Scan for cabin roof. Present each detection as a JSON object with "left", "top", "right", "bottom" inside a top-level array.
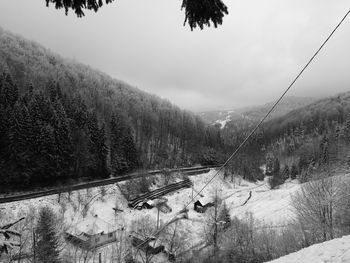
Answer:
[{"left": 69, "top": 216, "right": 114, "bottom": 236}]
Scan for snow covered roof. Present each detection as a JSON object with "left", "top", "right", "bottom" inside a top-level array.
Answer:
[
  {"left": 72, "top": 216, "right": 114, "bottom": 236},
  {"left": 196, "top": 195, "right": 214, "bottom": 205}
]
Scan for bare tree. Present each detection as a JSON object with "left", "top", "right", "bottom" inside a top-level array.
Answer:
[
  {"left": 292, "top": 172, "right": 350, "bottom": 242},
  {"left": 160, "top": 221, "right": 190, "bottom": 261},
  {"left": 130, "top": 216, "right": 158, "bottom": 263},
  {"left": 201, "top": 191, "right": 223, "bottom": 261}
]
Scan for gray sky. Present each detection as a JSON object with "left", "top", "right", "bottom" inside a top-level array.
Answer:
[{"left": 0, "top": 0, "right": 349, "bottom": 112}]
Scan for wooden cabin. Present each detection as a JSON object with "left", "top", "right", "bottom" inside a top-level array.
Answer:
[{"left": 65, "top": 216, "right": 123, "bottom": 250}]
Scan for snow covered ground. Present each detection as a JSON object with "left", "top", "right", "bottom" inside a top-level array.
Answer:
[
  {"left": 268, "top": 235, "right": 350, "bottom": 263},
  {"left": 1, "top": 169, "right": 341, "bottom": 262},
  {"left": 215, "top": 115, "right": 231, "bottom": 129}
]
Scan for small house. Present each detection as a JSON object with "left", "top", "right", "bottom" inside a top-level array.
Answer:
[
  {"left": 194, "top": 200, "right": 204, "bottom": 213},
  {"left": 194, "top": 198, "right": 214, "bottom": 213},
  {"left": 65, "top": 216, "right": 123, "bottom": 250}
]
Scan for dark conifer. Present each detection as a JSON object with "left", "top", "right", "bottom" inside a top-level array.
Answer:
[
  {"left": 110, "top": 113, "right": 128, "bottom": 175},
  {"left": 319, "top": 135, "right": 329, "bottom": 166},
  {"left": 87, "top": 112, "right": 108, "bottom": 177},
  {"left": 344, "top": 115, "right": 350, "bottom": 144},
  {"left": 7, "top": 103, "right": 35, "bottom": 186},
  {"left": 122, "top": 127, "right": 139, "bottom": 171},
  {"left": 290, "top": 164, "right": 298, "bottom": 180},
  {"left": 36, "top": 124, "right": 58, "bottom": 183},
  {"left": 282, "top": 165, "right": 289, "bottom": 180},
  {"left": 53, "top": 100, "right": 74, "bottom": 179},
  {"left": 218, "top": 202, "right": 231, "bottom": 229},
  {"left": 0, "top": 72, "right": 18, "bottom": 108},
  {"left": 35, "top": 206, "right": 61, "bottom": 263},
  {"left": 269, "top": 157, "right": 284, "bottom": 189}
]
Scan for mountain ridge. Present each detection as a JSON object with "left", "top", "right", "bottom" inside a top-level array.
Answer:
[{"left": 200, "top": 96, "right": 318, "bottom": 128}]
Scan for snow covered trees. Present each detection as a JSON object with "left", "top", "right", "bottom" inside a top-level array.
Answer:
[
  {"left": 87, "top": 112, "right": 108, "bottom": 178},
  {"left": 268, "top": 156, "right": 285, "bottom": 189},
  {"left": 35, "top": 206, "right": 61, "bottom": 263},
  {"left": 0, "top": 73, "right": 111, "bottom": 192},
  {"left": 218, "top": 202, "right": 231, "bottom": 230},
  {"left": 1, "top": 30, "right": 230, "bottom": 185},
  {"left": 292, "top": 174, "right": 350, "bottom": 243},
  {"left": 110, "top": 113, "right": 138, "bottom": 176}
]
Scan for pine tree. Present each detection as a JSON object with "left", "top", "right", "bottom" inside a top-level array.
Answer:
[
  {"left": 87, "top": 112, "right": 100, "bottom": 172},
  {"left": 265, "top": 152, "right": 274, "bottom": 176},
  {"left": 344, "top": 115, "right": 350, "bottom": 144},
  {"left": 282, "top": 165, "right": 289, "bottom": 180},
  {"left": 97, "top": 125, "right": 109, "bottom": 176},
  {"left": 7, "top": 102, "right": 36, "bottom": 186},
  {"left": 269, "top": 157, "right": 284, "bottom": 189},
  {"left": 110, "top": 113, "right": 128, "bottom": 175},
  {"left": 290, "top": 164, "right": 298, "bottom": 180},
  {"left": 0, "top": 72, "right": 20, "bottom": 183},
  {"left": 319, "top": 135, "right": 329, "bottom": 166},
  {"left": 122, "top": 127, "right": 139, "bottom": 171},
  {"left": 35, "top": 124, "right": 59, "bottom": 184},
  {"left": 65, "top": 96, "right": 88, "bottom": 129},
  {"left": 0, "top": 72, "right": 18, "bottom": 108},
  {"left": 48, "top": 82, "right": 63, "bottom": 102},
  {"left": 65, "top": 96, "right": 89, "bottom": 178},
  {"left": 87, "top": 112, "right": 108, "bottom": 177},
  {"left": 35, "top": 206, "right": 61, "bottom": 263},
  {"left": 218, "top": 202, "right": 231, "bottom": 229},
  {"left": 53, "top": 100, "right": 74, "bottom": 180},
  {"left": 273, "top": 157, "right": 280, "bottom": 176}
]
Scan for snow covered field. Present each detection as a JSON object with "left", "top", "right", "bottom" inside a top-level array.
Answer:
[{"left": 2, "top": 169, "right": 349, "bottom": 262}]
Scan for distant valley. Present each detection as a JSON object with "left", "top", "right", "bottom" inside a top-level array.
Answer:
[{"left": 199, "top": 96, "right": 319, "bottom": 128}]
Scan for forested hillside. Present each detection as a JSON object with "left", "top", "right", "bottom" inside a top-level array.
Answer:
[
  {"left": 258, "top": 92, "right": 350, "bottom": 186},
  {"left": 200, "top": 96, "right": 317, "bottom": 127},
  {"left": 0, "top": 27, "right": 223, "bottom": 192},
  {"left": 218, "top": 92, "right": 350, "bottom": 186}
]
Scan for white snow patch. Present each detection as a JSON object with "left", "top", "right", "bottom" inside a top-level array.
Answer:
[
  {"left": 268, "top": 235, "right": 350, "bottom": 263},
  {"left": 215, "top": 115, "right": 231, "bottom": 129}
]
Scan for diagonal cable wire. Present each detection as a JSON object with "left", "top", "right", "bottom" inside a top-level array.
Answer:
[{"left": 135, "top": 8, "right": 350, "bottom": 250}]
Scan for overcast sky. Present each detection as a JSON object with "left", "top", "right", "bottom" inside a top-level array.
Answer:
[{"left": 0, "top": 1, "right": 349, "bottom": 111}]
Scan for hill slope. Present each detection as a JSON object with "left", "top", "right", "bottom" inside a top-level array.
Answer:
[
  {"left": 268, "top": 235, "right": 350, "bottom": 263},
  {"left": 0, "top": 27, "right": 223, "bottom": 192}
]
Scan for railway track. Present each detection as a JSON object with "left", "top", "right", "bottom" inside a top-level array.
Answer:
[
  {"left": 128, "top": 178, "right": 193, "bottom": 208},
  {"left": 0, "top": 165, "right": 220, "bottom": 204}
]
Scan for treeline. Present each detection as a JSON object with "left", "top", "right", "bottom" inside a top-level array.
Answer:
[{"left": 0, "top": 28, "right": 224, "bottom": 192}]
